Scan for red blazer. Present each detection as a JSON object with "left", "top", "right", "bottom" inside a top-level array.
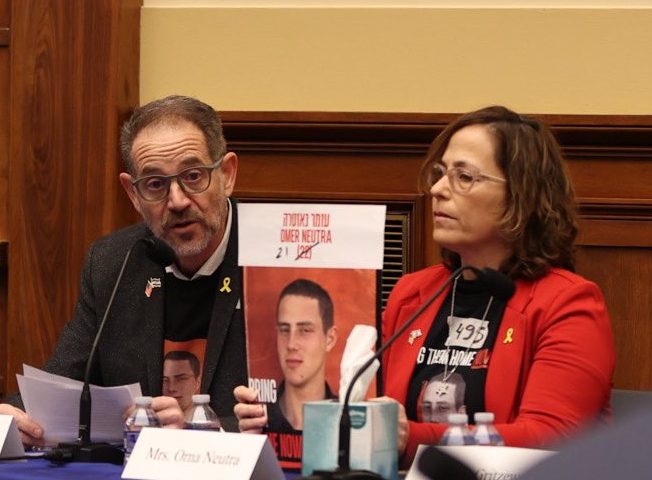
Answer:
[{"left": 383, "top": 265, "right": 615, "bottom": 464}]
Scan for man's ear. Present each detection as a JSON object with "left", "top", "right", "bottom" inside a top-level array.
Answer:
[
  {"left": 119, "top": 172, "right": 143, "bottom": 216},
  {"left": 325, "top": 326, "right": 338, "bottom": 352},
  {"left": 219, "top": 152, "right": 238, "bottom": 196}
]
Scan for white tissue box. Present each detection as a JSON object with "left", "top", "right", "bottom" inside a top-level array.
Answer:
[{"left": 302, "top": 400, "right": 398, "bottom": 480}]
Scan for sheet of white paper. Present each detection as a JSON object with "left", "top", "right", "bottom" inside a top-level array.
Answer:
[
  {"left": 0, "top": 415, "right": 25, "bottom": 458},
  {"left": 17, "top": 374, "right": 79, "bottom": 445},
  {"left": 238, "top": 203, "right": 386, "bottom": 269},
  {"left": 89, "top": 383, "right": 143, "bottom": 443},
  {"left": 22, "top": 364, "right": 83, "bottom": 387},
  {"left": 17, "top": 366, "right": 142, "bottom": 444}
]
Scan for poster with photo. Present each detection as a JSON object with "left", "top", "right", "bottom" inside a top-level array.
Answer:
[{"left": 238, "top": 203, "right": 386, "bottom": 468}]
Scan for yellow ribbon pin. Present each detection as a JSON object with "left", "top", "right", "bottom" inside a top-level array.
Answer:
[
  {"left": 503, "top": 327, "right": 514, "bottom": 344},
  {"left": 219, "top": 277, "right": 232, "bottom": 293}
]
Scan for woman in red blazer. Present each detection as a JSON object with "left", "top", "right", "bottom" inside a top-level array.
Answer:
[{"left": 383, "top": 106, "right": 615, "bottom": 465}]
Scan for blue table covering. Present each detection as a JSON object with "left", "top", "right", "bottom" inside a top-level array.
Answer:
[
  {"left": 0, "top": 459, "right": 303, "bottom": 479},
  {"left": 0, "top": 459, "right": 123, "bottom": 479}
]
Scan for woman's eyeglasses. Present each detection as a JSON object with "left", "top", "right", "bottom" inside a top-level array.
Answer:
[{"left": 428, "top": 163, "right": 505, "bottom": 194}]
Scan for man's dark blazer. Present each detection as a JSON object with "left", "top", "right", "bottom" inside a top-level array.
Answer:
[{"left": 9, "top": 202, "right": 247, "bottom": 430}]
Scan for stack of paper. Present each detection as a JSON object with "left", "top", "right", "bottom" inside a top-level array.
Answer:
[{"left": 17, "top": 365, "right": 141, "bottom": 445}]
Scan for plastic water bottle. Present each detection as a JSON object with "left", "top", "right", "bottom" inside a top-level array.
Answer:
[
  {"left": 123, "top": 396, "right": 160, "bottom": 463},
  {"left": 439, "top": 413, "right": 474, "bottom": 445},
  {"left": 473, "top": 412, "right": 504, "bottom": 446},
  {"left": 185, "top": 394, "right": 222, "bottom": 431}
]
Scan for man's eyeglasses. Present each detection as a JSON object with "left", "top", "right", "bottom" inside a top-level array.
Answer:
[
  {"left": 131, "top": 160, "right": 222, "bottom": 202},
  {"left": 427, "top": 163, "right": 506, "bottom": 194}
]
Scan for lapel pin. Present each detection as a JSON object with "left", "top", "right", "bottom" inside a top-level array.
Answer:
[
  {"left": 503, "top": 327, "right": 514, "bottom": 344},
  {"left": 219, "top": 277, "right": 232, "bottom": 293},
  {"left": 408, "top": 329, "right": 423, "bottom": 345},
  {"left": 145, "top": 277, "right": 162, "bottom": 298}
]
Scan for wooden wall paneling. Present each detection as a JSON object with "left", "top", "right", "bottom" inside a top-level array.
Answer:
[
  {"left": 0, "top": 0, "right": 7, "bottom": 48},
  {"left": 566, "top": 125, "right": 652, "bottom": 389},
  {"left": 225, "top": 112, "right": 652, "bottom": 390},
  {"left": 575, "top": 247, "right": 652, "bottom": 389},
  {"left": 0, "top": 257, "right": 6, "bottom": 397},
  {"left": 0, "top": 0, "right": 9, "bottom": 396},
  {"left": 4, "top": 0, "right": 141, "bottom": 394}
]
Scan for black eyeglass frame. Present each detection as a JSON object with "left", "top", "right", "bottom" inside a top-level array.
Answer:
[{"left": 130, "top": 159, "right": 223, "bottom": 202}]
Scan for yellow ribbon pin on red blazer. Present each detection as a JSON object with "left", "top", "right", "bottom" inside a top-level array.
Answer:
[{"left": 503, "top": 327, "right": 514, "bottom": 344}]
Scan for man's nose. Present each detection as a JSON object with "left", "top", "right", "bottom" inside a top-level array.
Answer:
[
  {"left": 287, "top": 330, "right": 300, "bottom": 350},
  {"left": 166, "top": 179, "right": 192, "bottom": 210}
]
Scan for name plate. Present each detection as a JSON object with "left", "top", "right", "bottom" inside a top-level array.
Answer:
[
  {"left": 122, "top": 429, "right": 284, "bottom": 480},
  {"left": 0, "top": 415, "right": 25, "bottom": 459},
  {"left": 406, "top": 444, "right": 556, "bottom": 480}
]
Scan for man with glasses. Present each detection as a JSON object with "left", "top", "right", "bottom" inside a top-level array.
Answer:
[{"left": 1, "top": 95, "right": 247, "bottom": 444}]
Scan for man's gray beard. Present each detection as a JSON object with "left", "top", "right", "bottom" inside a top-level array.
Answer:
[{"left": 164, "top": 225, "right": 216, "bottom": 258}]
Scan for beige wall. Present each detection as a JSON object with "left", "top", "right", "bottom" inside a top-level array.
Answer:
[{"left": 141, "top": 4, "right": 652, "bottom": 114}]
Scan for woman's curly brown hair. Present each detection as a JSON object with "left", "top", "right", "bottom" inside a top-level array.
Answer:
[{"left": 420, "top": 105, "right": 578, "bottom": 280}]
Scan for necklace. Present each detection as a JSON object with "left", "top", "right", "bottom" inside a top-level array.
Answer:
[{"left": 441, "top": 273, "right": 495, "bottom": 384}]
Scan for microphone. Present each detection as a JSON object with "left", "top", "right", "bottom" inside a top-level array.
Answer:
[
  {"left": 417, "top": 445, "right": 477, "bottom": 480},
  {"left": 55, "top": 236, "right": 175, "bottom": 464},
  {"left": 142, "top": 237, "right": 177, "bottom": 267},
  {"left": 303, "top": 265, "right": 514, "bottom": 480}
]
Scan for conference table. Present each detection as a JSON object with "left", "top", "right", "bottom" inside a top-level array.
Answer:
[{"left": 0, "top": 458, "right": 303, "bottom": 479}]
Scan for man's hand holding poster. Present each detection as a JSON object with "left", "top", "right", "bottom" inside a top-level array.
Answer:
[{"left": 238, "top": 203, "right": 386, "bottom": 468}]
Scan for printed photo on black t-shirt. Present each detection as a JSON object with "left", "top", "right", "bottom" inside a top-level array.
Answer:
[{"left": 163, "top": 340, "right": 206, "bottom": 415}]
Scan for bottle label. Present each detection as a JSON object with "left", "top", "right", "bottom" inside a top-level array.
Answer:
[
  {"left": 440, "top": 427, "right": 475, "bottom": 446},
  {"left": 185, "top": 422, "right": 221, "bottom": 431},
  {"left": 124, "top": 430, "right": 140, "bottom": 453}
]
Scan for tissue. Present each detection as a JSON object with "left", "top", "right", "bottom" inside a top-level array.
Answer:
[{"left": 339, "top": 324, "right": 379, "bottom": 402}]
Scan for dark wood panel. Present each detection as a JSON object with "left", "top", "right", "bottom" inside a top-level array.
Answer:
[
  {"left": 0, "top": 0, "right": 7, "bottom": 27},
  {"left": 569, "top": 157, "right": 652, "bottom": 201},
  {"left": 0, "top": 0, "right": 8, "bottom": 240},
  {"left": 0, "top": 0, "right": 8, "bottom": 45},
  {"left": 576, "top": 247, "right": 652, "bottom": 390},
  {"left": 578, "top": 218, "right": 652, "bottom": 248},
  {"left": 0, "top": 44, "right": 7, "bottom": 241},
  {"left": 0, "top": 257, "right": 6, "bottom": 397},
  {"left": 4, "top": 0, "right": 141, "bottom": 393},
  {"left": 0, "top": 0, "right": 9, "bottom": 397}
]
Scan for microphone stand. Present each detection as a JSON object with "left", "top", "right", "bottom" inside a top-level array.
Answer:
[
  {"left": 306, "top": 265, "right": 478, "bottom": 479},
  {"left": 55, "top": 237, "right": 172, "bottom": 464}
]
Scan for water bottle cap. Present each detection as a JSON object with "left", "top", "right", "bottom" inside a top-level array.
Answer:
[
  {"left": 192, "top": 394, "right": 210, "bottom": 404},
  {"left": 447, "top": 413, "right": 468, "bottom": 424},
  {"left": 474, "top": 412, "right": 495, "bottom": 423},
  {"left": 134, "top": 396, "right": 153, "bottom": 406}
]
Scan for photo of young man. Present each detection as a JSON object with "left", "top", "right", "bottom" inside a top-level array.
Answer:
[
  {"left": 268, "top": 278, "right": 338, "bottom": 432},
  {"left": 162, "top": 350, "right": 202, "bottom": 414}
]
